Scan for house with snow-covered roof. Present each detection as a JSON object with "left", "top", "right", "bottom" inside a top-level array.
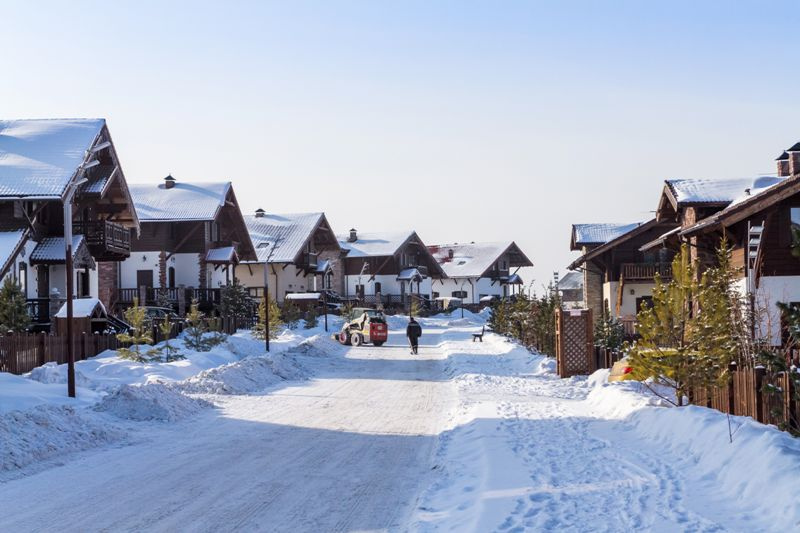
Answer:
[
  {"left": 0, "top": 118, "right": 139, "bottom": 329},
  {"left": 668, "top": 146, "right": 800, "bottom": 346},
  {"left": 568, "top": 219, "right": 678, "bottom": 326},
  {"left": 427, "top": 241, "right": 532, "bottom": 304},
  {"left": 557, "top": 271, "right": 584, "bottom": 309},
  {"left": 338, "top": 228, "right": 445, "bottom": 309},
  {"left": 234, "top": 209, "right": 341, "bottom": 304},
  {"left": 118, "top": 175, "right": 255, "bottom": 312}
]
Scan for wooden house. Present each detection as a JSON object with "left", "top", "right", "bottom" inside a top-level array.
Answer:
[
  {"left": 235, "top": 210, "right": 341, "bottom": 304},
  {"left": 557, "top": 271, "right": 584, "bottom": 309},
  {"left": 119, "top": 176, "right": 255, "bottom": 311},
  {"left": 427, "top": 241, "right": 532, "bottom": 304},
  {"left": 568, "top": 220, "right": 678, "bottom": 326},
  {"left": 0, "top": 118, "right": 139, "bottom": 330},
  {"left": 673, "top": 148, "right": 800, "bottom": 345},
  {"left": 338, "top": 229, "right": 445, "bottom": 308}
]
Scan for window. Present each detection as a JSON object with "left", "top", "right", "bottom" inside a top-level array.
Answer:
[
  {"left": 791, "top": 208, "right": 800, "bottom": 238},
  {"left": 168, "top": 267, "right": 176, "bottom": 288},
  {"left": 374, "top": 282, "right": 382, "bottom": 294},
  {"left": 432, "top": 291, "right": 440, "bottom": 299},
  {"left": 17, "top": 263, "right": 27, "bottom": 295},
  {"left": 452, "top": 290, "right": 468, "bottom": 299},
  {"left": 355, "top": 284, "right": 365, "bottom": 298}
]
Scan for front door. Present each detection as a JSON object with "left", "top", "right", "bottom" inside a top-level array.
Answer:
[
  {"left": 37, "top": 265, "right": 49, "bottom": 298},
  {"left": 137, "top": 270, "right": 154, "bottom": 289}
]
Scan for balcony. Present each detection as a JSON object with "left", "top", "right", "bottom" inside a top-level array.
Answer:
[
  {"left": 621, "top": 262, "right": 672, "bottom": 281},
  {"left": 78, "top": 220, "right": 131, "bottom": 260},
  {"left": 304, "top": 251, "right": 319, "bottom": 271}
]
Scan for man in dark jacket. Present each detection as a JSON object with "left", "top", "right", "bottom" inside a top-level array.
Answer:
[{"left": 406, "top": 317, "right": 422, "bottom": 355}]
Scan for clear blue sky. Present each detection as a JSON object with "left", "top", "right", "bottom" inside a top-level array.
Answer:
[{"left": 3, "top": 1, "right": 799, "bottom": 288}]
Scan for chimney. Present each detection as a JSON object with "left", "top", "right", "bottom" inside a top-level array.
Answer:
[
  {"left": 164, "top": 174, "right": 176, "bottom": 189},
  {"left": 448, "top": 249, "right": 454, "bottom": 260},
  {"left": 777, "top": 151, "right": 791, "bottom": 177},
  {"left": 255, "top": 208, "right": 265, "bottom": 218},
  {"left": 348, "top": 228, "right": 358, "bottom": 243},
  {"left": 788, "top": 143, "right": 800, "bottom": 176}
]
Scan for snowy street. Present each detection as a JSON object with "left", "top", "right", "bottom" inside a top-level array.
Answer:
[{"left": 1, "top": 317, "right": 798, "bottom": 532}]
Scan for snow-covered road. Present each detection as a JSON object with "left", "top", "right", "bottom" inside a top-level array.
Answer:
[
  {"left": 0, "top": 329, "right": 456, "bottom": 532},
  {"left": 2, "top": 317, "right": 798, "bottom": 532}
]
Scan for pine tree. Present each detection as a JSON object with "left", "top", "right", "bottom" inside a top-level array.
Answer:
[
  {"left": 156, "top": 317, "right": 184, "bottom": 361},
  {"left": 117, "top": 298, "right": 157, "bottom": 362},
  {"left": 594, "top": 302, "right": 625, "bottom": 351},
  {"left": 304, "top": 306, "right": 319, "bottom": 329},
  {"left": 281, "top": 299, "right": 301, "bottom": 329},
  {"left": 184, "top": 299, "right": 210, "bottom": 351},
  {"left": 253, "top": 297, "right": 284, "bottom": 340},
  {"left": 0, "top": 276, "right": 30, "bottom": 333},
  {"left": 218, "top": 280, "right": 252, "bottom": 325},
  {"left": 627, "top": 244, "right": 731, "bottom": 405},
  {"left": 155, "top": 288, "right": 172, "bottom": 309},
  {"left": 409, "top": 297, "right": 420, "bottom": 318}
]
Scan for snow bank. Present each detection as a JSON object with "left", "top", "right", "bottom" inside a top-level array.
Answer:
[
  {"left": 96, "top": 383, "right": 212, "bottom": 422},
  {"left": 0, "top": 406, "right": 125, "bottom": 474},
  {"left": 584, "top": 371, "right": 800, "bottom": 530},
  {"left": 0, "top": 372, "right": 100, "bottom": 415}
]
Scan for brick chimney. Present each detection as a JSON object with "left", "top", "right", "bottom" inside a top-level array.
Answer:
[
  {"left": 255, "top": 208, "right": 265, "bottom": 218},
  {"left": 788, "top": 143, "right": 800, "bottom": 176},
  {"left": 164, "top": 174, "right": 176, "bottom": 189},
  {"left": 777, "top": 151, "right": 790, "bottom": 177},
  {"left": 348, "top": 228, "right": 357, "bottom": 243},
  {"left": 448, "top": 248, "right": 454, "bottom": 260}
]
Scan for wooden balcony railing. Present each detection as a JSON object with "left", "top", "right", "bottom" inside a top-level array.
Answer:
[
  {"left": 78, "top": 220, "right": 131, "bottom": 259},
  {"left": 621, "top": 263, "right": 672, "bottom": 281}
]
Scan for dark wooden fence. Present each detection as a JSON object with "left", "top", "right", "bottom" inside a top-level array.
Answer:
[
  {"left": 692, "top": 367, "right": 800, "bottom": 432},
  {"left": 594, "top": 346, "right": 624, "bottom": 370},
  {"left": 0, "top": 316, "right": 247, "bottom": 376}
]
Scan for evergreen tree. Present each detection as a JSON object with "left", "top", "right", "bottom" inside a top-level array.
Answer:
[
  {"left": 281, "top": 299, "right": 301, "bottom": 329},
  {"left": 184, "top": 299, "right": 210, "bottom": 351},
  {"left": 253, "top": 297, "right": 284, "bottom": 340},
  {"left": 117, "top": 298, "right": 157, "bottom": 362},
  {"left": 0, "top": 276, "right": 30, "bottom": 333},
  {"left": 304, "top": 306, "right": 319, "bottom": 329},
  {"left": 627, "top": 244, "right": 730, "bottom": 405},
  {"left": 340, "top": 301, "right": 354, "bottom": 321},
  {"left": 155, "top": 288, "right": 172, "bottom": 309},
  {"left": 218, "top": 280, "right": 252, "bottom": 325},
  {"left": 409, "top": 297, "right": 420, "bottom": 318},
  {"left": 156, "top": 317, "right": 184, "bottom": 361},
  {"left": 594, "top": 302, "right": 625, "bottom": 351}
]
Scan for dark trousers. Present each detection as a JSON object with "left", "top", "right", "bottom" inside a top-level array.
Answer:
[{"left": 409, "top": 337, "right": 419, "bottom": 354}]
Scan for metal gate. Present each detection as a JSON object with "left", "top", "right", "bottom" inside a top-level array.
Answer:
[{"left": 555, "top": 308, "right": 594, "bottom": 378}]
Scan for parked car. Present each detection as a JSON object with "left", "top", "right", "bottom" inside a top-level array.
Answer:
[
  {"left": 142, "top": 306, "right": 180, "bottom": 320},
  {"left": 608, "top": 357, "right": 634, "bottom": 382}
]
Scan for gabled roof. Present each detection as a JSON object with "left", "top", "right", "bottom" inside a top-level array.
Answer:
[
  {"left": 30, "top": 235, "right": 95, "bottom": 269},
  {"left": 338, "top": 230, "right": 446, "bottom": 277},
  {"left": 338, "top": 230, "right": 417, "bottom": 258},
  {"left": 568, "top": 219, "right": 676, "bottom": 270},
  {"left": 428, "top": 241, "right": 533, "bottom": 278},
  {"left": 558, "top": 271, "right": 583, "bottom": 291},
  {"left": 245, "top": 212, "right": 338, "bottom": 264},
  {"left": 0, "top": 230, "right": 28, "bottom": 278},
  {"left": 0, "top": 119, "right": 105, "bottom": 199},
  {"left": 570, "top": 223, "right": 643, "bottom": 250},
  {"left": 656, "top": 176, "right": 785, "bottom": 221},
  {"left": 681, "top": 174, "right": 800, "bottom": 238},
  {"left": 129, "top": 180, "right": 231, "bottom": 221}
]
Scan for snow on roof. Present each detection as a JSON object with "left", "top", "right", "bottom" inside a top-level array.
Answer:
[
  {"left": 0, "top": 119, "right": 105, "bottom": 198},
  {"left": 430, "top": 242, "right": 516, "bottom": 278},
  {"left": 0, "top": 230, "right": 26, "bottom": 275},
  {"left": 30, "top": 235, "right": 86, "bottom": 263},
  {"left": 128, "top": 180, "right": 230, "bottom": 221},
  {"left": 573, "top": 223, "right": 643, "bottom": 246},
  {"left": 55, "top": 297, "right": 106, "bottom": 318},
  {"left": 315, "top": 258, "right": 331, "bottom": 274},
  {"left": 666, "top": 176, "right": 784, "bottom": 205},
  {"left": 285, "top": 292, "right": 322, "bottom": 301},
  {"left": 397, "top": 268, "right": 425, "bottom": 281},
  {"left": 559, "top": 271, "right": 583, "bottom": 291},
  {"left": 205, "top": 246, "right": 237, "bottom": 263},
  {"left": 245, "top": 212, "right": 326, "bottom": 263},
  {"left": 338, "top": 230, "right": 415, "bottom": 258}
]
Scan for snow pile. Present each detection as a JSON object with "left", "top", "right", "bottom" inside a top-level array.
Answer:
[
  {"left": 95, "top": 383, "right": 212, "bottom": 422},
  {"left": 0, "top": 372, "right": 100, "bottom": 414},
  {"left": 0, "top": 406, "right": 125, "bottom": 474}
]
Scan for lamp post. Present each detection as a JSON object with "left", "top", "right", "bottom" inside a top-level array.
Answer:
[{"left": 63, "top": 173, "right": 90, "bottom": 398}]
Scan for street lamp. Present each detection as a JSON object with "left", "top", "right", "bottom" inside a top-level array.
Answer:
[{"left": 63, "top": 172, "right": 90, "bottom": 398}]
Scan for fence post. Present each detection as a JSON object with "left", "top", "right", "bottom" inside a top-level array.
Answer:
[
  {"left": 38, "top": 331, "right": 46, "bottom": 366},
  {"left": 754, "top": 367, "right": 766, "bottom": 423}
]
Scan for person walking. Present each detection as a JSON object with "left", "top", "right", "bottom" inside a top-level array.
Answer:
[{"left": 406, "top": 317, "right": 422, "bottom": 355}]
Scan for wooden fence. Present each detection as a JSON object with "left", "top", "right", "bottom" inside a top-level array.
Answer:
[
  {"left": 692, "top": 366, "right": 799, "bottom": 433},
  {"left": 0, "top": 316, "right": 247, "bottom": 376}
]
